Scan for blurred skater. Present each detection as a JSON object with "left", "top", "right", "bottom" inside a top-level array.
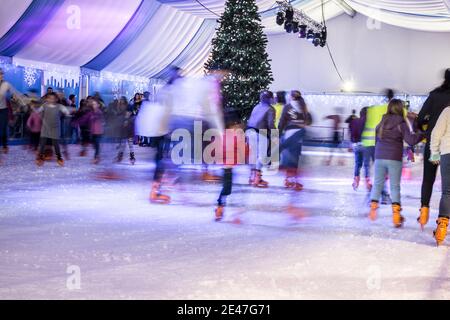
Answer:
[
  {"left": 36, "top": 93, "right": 70, "bottom": 166},
  {"left": 429, "top": 106, "right": 450, "bottom": 245},
  {"left": 349, "top": 107, "right": 369, "bottom": 190},
  {"left": 278, "top": 90, "right": 312, "bottom": 191},
  {"left": 214, "top": 109, "right": 246, "bottom": 221},
  {"left": 246, "top": 91, "right": 276, "bottom": 188},
  {"left": 416, "top": 68, "right": 450, "bottom": 229}
]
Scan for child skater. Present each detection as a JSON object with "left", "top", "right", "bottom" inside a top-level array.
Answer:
[
  {"left": 36, "top": 93, "right": 70, "bottom": 166},
  {"left": 369, "top": 99, "right": 424, "bottom": 227},
  {"left": 73, "top": 99, "right": 105, "bottom": 164},
  {"left": 215, "top": 109, "right": 246, "bottom": 222},
  {"left": 26, "top": 102, "right": 42, "bottom": 151}
]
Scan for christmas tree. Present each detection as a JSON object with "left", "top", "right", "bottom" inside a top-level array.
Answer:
[{"left": 205, "top": 0, "right": 273, "bottom": 119}]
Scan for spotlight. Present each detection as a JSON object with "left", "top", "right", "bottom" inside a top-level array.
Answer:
[
  {"left": 343, "top": 80, "right": 355, "bottom": 92},
  {"left": 285, "top": 21, "right": 293, "bottom": 33},
  {"left": 313, "top": 32, "right": 321, "bottom": 47},
  {"left": 292, "top": 21, "right": 299, "bottom": 33},
  {"left": 306, "top": 30, "right": 314, "bottom": 41},
  {"left": 276, "top": 12, "right": 285, "bottom": 26},
  {"left": 321, "top": 27, "right": 327, "bottom": 42},
  {"left": 299, "top": 25, "right": 307, "bottom": 38},
  {"left": 285, "top": 8, "right": 294, "bottom": 21}
]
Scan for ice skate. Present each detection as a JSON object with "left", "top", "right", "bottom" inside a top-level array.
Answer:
[
  {"left": 433, "top": 217, "right": 449, "bottom": 246},
  {"left": 79, "top": 148, "right": 87, "bottom": 157},
  {"left": 129, "top": 152, "right": 136, "bottom": 165},
  {"left": 95, "top": 170, "right": 121, "bottom": 180},
  {"left": 352, "top": 176, "right": 360, "bottom": 191},
  {"left": 56, "top": 158, "right": 65, "bottom": 167},
  {"left": 365, "top": 177, "right": 372, "bottom": 191},
  {"left": 417, "top": 207, "right": 430, "bottom": 230},
  {"left": 285, "top": 178, "right": 303, "bottom": 191},
  {"left": 215, "top": 205, "right": 224, "bottom": 221},
  {"left": 392, "top": 204, "right": 405, "bottom": 228},
  {"left": 150, "top": 183, "right": 170, "bottom": 204},
  {"left": 369, "top": 201, "right": 379, "bottom": 221},
  {"left": 3, "top": 146, "right": 8, "bottom": 154},
  {"left": 93, "top": 157, "right": 100, "bottom": 165},
  {"left": 252, "top": 170, "right": 268, "bottom": 188},
  {"left": 35, "top": 154, "right": 45, "bottom": 167},
  {"left": 202, "top": 171, "right": 220, "bottom": 182}
]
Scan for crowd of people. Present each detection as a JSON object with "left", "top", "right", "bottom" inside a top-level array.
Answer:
[{"left": 0, "top": 66, "right": 449, "bottom": 246}]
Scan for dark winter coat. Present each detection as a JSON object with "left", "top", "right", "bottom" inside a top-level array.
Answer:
[
  {"left": 417, "top": 88, "right": 450, "bottom": 140},
  {"left": 349, "top": 117, "right": 365, "bottom": 143},
  {"left": 278, "top": 102, "right": 312, "bottom": 133},
  {"left": 375, "top": 114, "right": 424, "bottom": 161}
]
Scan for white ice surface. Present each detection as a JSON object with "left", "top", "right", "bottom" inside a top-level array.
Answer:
[{"left": 0, "top": 145, "right": 448, "bottom": 300}]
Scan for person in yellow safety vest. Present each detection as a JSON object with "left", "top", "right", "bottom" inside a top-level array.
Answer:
[
  {"left": 361, "top": 89, "right": 395, "bottom": 202},
  {"left": 273, "top": 91, "right": 286, "bottom": 129}
]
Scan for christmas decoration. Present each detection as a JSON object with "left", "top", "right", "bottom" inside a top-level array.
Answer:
[
  {"left": 23, "top": 67, "right": 39, "bottom": 87},
  {"left": 205, "top": 0, "right": 273, "bottom": 119}
]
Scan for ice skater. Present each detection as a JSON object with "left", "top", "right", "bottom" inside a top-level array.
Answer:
[
  {"left": 348, "top": 107, "right": 369, "bottom": 190},
  {"left": 35, "top": 93, "right": 70, "bottom": 166},
  {"left": 278, "top": 90, "right": 312, "bottom": 191},
  {"left": 324, "top": 108, "right": 344, "bottom": 166},
  {"left": 429, "top": 106, "right": 450, "bottom": 245},
  {"left": 246, "top": 91, "right": 276, "bottom": 188},
  {"left": 0, "top": 68, "right": 23, "bottom": 156},
  {"left": 368, "top": 99, "right": 424, "bottom": 228},
  {"left": 135, "top": 94, "right": 172, "bottom": 204},
  {"left": 26, "top": 102, "right": 42, "bottom": 151},
  {"left": 214, "top": 109, "right": 246, "bottom": 221},
  {"left": 72, "top": 99, "right": 105, "bottom": 164},
  {"left": 416, "top": 68, "right": 450, "bottom": 229}
]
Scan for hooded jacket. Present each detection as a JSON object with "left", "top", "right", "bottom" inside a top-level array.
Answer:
[{"left": 375, "top": 114, "right": 423, "bottom": 161}]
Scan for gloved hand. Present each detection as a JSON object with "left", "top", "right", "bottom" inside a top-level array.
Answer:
[{"left": 429, "top": 153, "right": 440, "bottom": 165}]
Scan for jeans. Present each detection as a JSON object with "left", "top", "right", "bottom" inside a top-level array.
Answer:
[
  {"left": 370, "top": 159, "right": 402, "bottom": 204},
  {"left": 218, "top": 168, "right": 233, "bottom": 206},
  {"left": 92, "top": 134, "right": 102, "bottom": 159},
  {"left": 39, "top": 138, "right": 62, "bottom": 159},
  {"left": 246, "top": 129, "right": 271, "bottom": 170},
  {"left": 280, "top": 129, "right": 305, "bottom": 170},
  {"left": 363, "top": 146, "right": 375, "bottom": 174},
  {"left": 354, "top": 143, "right": 369, "bottom": 178},
  {"left": 0, "top": 108, "right": 8, "bottom": 148},
  {"left": 149, "top": 135, "right": 167, "bottom": 182},
  {"left": 440, "top": 154, "right": 450, "bottom": 218},
  {"left": 421, "top": 142, "right": 439, "bottom": 207}
]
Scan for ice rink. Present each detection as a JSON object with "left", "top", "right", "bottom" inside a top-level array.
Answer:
[{"left": 0, "top": 145, "right": 448, "bottom": 300}]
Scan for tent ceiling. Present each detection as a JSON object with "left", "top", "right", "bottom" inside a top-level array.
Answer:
[{"left": 0, "top": 0, "right": 449, "bottom": 80}]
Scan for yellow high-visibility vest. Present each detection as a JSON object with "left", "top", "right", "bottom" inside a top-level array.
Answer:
[
  {"left": 273, "top": 103, "right": 284, "bottom": 129},
  {"left": 361, "top": 104, "right": 388, "bottom": 147},
  {"left": 361, "top": 102, "right": 409, "bottom": 147}
]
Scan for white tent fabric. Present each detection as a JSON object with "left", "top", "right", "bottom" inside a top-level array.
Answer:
[
  {"left": 15, "top": 0, "right": 142, "bottom": 66},
  {"left": 104, "top": 4, "right": 204, "bottom": 77},
  {"left": 346, "top": 0, "right": 450, "bottom": 32},
  {"left": 0, "top": 0, "right": 32, "bottom": 39},
  {"left": 1, "top": 0, "right": 450, "bottom": 82},
  {"left": 157, "top": 0, "right": 278, "bottom": 17}
]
